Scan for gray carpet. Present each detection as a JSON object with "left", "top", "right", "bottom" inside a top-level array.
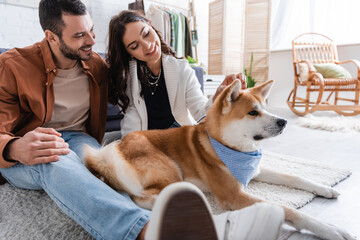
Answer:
[
  {"left": 0, "top": 184, "right": 92, "bottom": 240},
  {"left": 0, "top": 151, "right": 351, "bottom": 239}
]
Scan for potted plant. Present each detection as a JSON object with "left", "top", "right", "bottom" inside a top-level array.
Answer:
[{"left": 244, "top": 52, "right": 256, "bottom": 88}]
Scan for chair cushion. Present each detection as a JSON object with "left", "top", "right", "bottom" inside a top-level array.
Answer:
[
  {"left": 313, "top": 63, "right": 352, "bottom": 78},
  {"left": 298, "top": 63, "right": 309, "bottom": 83}
]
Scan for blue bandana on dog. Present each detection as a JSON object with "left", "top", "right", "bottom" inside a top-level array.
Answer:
[{"left": 208, "top": 135, "right": 262, "bottom": 187}]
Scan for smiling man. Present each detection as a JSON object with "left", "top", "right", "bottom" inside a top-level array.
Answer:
[{"left": 0, "top": 0, "right": 151, "bottom": 239}]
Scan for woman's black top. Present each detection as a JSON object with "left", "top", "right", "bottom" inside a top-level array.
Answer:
[{"left": 142, "top": 64, "right": 175, "bottom": 130}]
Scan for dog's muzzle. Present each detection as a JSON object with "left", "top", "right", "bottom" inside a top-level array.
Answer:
[{"left": 253, "top": 118, "right": 287, "bottom": 141}]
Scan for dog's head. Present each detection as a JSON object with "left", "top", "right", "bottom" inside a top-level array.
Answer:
[{"left": 205, "top": 79, "right": 287, "bottom": 152}]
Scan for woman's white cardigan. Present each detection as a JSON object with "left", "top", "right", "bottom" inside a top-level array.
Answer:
[{"left": 120, "top": 54, "right": 212, "bottom": 138}]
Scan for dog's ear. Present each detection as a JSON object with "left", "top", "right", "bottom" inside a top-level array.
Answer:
[
  {"left": 222, "top": 80, "right": 242, "bottom": 114},
  {"left": 226, "top": 80, "right": 242, "bottom": 102},
  {"left": 250, "top": 80, "right": 274, "bottom": 101}
]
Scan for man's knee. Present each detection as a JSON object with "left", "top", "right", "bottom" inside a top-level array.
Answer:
[{"left": 0, "top": 164, "right": 43, "bottom": 190}]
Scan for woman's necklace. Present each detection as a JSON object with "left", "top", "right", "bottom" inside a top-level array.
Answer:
[{"left": 146, "top": 67, "right": 162, "bottom": 95}]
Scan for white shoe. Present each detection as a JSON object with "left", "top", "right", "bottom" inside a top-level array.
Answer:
[
  {"left": 213, "top": 202, "right": 284, "bottom": 240},
  {"left": 145, "top": 182, "right": 284, "bottom": 240},
  {"left": 145, "top": 182, "right": 218, "bottom": 240}
]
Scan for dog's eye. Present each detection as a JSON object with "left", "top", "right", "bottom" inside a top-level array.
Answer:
[{"left": 248, "top": 110, "right": 259, "bottom": 116}]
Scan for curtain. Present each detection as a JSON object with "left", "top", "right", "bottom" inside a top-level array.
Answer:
[{"left": 271, "top": 0, "right": 360, "bottom": 50}]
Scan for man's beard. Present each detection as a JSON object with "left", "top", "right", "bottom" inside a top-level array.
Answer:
[{"left": 59, "top": 38, "right": 93, "bottom": 61}]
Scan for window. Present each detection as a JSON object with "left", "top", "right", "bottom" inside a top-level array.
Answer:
[{"left": 270, "top": 0, "right": 360, "bottom": 51}]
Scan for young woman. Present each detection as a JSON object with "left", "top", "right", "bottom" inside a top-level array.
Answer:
[{"left": 107, "top": 10, "right": 245, "bottom": 137}]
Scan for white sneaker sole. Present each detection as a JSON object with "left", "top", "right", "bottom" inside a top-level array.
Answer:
[{"left": 145, "top": 182, "right": 218, "bottom": 240}]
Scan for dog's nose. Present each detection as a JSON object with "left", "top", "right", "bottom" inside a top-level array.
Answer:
[{"left": 276, "top": 119, "right": 287, "bottom": 128}]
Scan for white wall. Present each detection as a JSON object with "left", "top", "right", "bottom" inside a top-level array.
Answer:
[
  {"left": 0, "top": 3, "right": 43, "bottom": 48},
  {"left": 89, "top": 0, "right": 133, "bottom": 53},
  {"left": 193, "top": 0, "right": 212, "bottom": 71},
  {"left": 268, "top": 44, "right": 360, "bottom": 108}
]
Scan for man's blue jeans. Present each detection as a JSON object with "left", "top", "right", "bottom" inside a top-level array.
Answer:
[{"left": 0, "top": 131, "right": 150, "bottom": 240}]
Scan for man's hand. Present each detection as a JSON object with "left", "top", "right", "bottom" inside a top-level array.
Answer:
[
  {"left": 213, "top": 73, "right": 247, "bottom": 100},
  {"left": 5, "top": 127, "right": 70, "bottom": 165}
]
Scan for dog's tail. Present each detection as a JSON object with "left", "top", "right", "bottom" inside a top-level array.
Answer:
[
  {"left": 83, "top": 144, "right": 108, "bottom": 181},
  {"left": 83, "top": 142, "right": 144, "bottom": 196}
]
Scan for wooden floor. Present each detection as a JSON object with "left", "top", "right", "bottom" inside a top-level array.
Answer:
[{"left": 262, "top": 108, "right": 360, "bottom": 239}]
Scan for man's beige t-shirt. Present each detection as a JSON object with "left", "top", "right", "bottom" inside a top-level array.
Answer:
[{"left": 44, "top": 62, "right": 90, "bottom": 132}]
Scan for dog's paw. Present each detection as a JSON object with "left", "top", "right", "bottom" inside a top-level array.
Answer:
[
  {"left": 309, "top": 221, "right": 356, "bottom": 240},
  {"left": 325, "top": 225, "right": 356, "bottom": 240},
  {"left": 314, "top": 186, "right": 340, "bottom": 199},
  {"left": 294, "top": 209, "right": 355, "bottom": 240}
]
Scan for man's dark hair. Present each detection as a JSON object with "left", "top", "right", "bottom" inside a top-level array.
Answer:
[{"left": 39, "top": 0, "right": 87, "bottom": 37}]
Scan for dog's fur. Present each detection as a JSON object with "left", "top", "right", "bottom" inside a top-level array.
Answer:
[{"left": 84, "top": 80, "right": 354, "bottom": 240}]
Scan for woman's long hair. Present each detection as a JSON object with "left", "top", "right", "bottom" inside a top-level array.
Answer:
[{"left": 107, "top": 10, "right": 177, "bottom": 113}]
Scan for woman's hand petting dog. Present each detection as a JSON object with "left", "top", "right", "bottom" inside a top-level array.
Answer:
[{"left": 213, "top": 73, "right": 247, "bottom": 100}]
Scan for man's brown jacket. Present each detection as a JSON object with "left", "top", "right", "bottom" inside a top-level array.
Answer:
[{"left": 0, "top": 38, "right": 108, "bottom": 168}]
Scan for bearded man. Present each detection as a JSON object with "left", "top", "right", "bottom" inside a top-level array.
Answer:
[{"left": 0, "top": 0, "right": 151, "bottom": 239}]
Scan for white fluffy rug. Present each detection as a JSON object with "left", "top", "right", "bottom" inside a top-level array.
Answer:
[
  {"left": 0, "top": 151, "right": 351, "bottom": 239},
  {"left": 295, "top": 114, "right": 360, "bottom": 133}
]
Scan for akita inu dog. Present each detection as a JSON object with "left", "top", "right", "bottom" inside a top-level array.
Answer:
[{"left": 84, "top": 80, "right": 354, "bottom": 240}]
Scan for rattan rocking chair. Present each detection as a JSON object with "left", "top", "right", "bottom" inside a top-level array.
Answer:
[{"left": 287, "top": 32, "right": 360, "bottom": 116}]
